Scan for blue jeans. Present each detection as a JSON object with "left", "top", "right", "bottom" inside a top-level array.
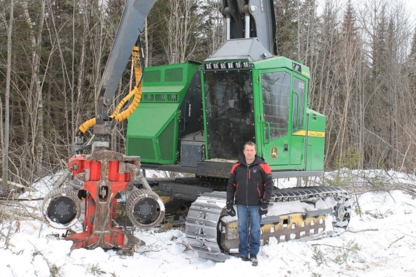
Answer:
[{"left": 236, "top": 205, "right": 262, "bottom": 257}]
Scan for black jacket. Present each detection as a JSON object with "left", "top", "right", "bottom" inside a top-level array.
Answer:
[{"left": 226, "top": 155, "right": 274, "bottom": 206}]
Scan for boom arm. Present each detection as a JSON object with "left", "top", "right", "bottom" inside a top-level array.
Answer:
[
  {"left": 93, "top": 0, "right": 158, "bottom": 148},
  {"left": 222, "top": 0, "right": 276, "bottom": 55}
]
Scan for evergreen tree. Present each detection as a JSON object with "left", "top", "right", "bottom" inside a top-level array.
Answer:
[
  {"left": 146, "top": 0, "right": 204, "bottom": 65},
  {"left": 299, "top": 0, "right": 319, "bottom": 63},
  {"left": 274, "top": 0, "right": 299, "bottom": 59},
  {"left": 309, "top": 0, "right": 338, "bottom": 108},
  {"left": 327, "top": 0, "right": 366, "bottom": 169},
  {"left": 372, "top": 5, "right": 387, "bottom": 81},
  {"left": 195, "top": 0, "right": 225, "bottom": 60},
  {"left": 342, "top": 0, "right": 358, "bottom": 43}
]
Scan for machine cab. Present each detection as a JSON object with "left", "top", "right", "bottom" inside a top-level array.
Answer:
[{"left": 202, "top": 51, "right": 325, "bottom": 173}]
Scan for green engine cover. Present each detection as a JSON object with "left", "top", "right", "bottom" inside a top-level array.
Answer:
[{"left": 126, "top": 62, "right": 201, "bottom": 164}]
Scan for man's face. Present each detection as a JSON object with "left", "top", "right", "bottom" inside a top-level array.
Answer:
[{"left": 243, "top": 145, "right": 256, "bottom": 161}]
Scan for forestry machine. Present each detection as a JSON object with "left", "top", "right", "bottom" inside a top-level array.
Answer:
[{"left": 42, "top": 0, "right": 351, "bottom": 261}]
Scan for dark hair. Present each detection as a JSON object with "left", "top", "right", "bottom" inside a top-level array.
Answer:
[{"left": 243, "top": 141, "right": 256, "bottom": 150}]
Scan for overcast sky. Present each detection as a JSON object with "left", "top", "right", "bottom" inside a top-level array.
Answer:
[
  {"left": 407, "top": 0, "right": 416, "bottom": 23},
  {"left": 319, "top": 0, "right": 416, "bottom": 22}
]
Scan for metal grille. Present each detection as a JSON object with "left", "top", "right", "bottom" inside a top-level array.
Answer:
[
  {"left": 143, "top": 70, "right": 161, "bottom": 82},
  {"left": 155, "top": 94, "right": 166, "bottom": 101},
  {"left": 127, "top": 138, "right": 155, "bottom": 160},
  {"left": 158, "top": 119, "right": 175, "bottom": 161},
  {"left": 165, "top": 68, "right": 183, "bottom": 82},
  {"left": 167, "top": 94, "right": 178, "bottom": 102},
  {"left": 143, "top": 94, "right": 154, "bottom": 101}
]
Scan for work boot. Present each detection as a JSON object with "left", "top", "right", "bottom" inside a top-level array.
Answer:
[
  {"left": 250, "top": 254, "right": 258, "bottom": 266},
  {"left": 241, "top": 256, "right": 250, "bottom": 262}
]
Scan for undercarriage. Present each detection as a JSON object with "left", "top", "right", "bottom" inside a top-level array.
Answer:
[
  {"left": 42, "top": 154, "right": 350, "bottom": 261},
  {"left": 184, "top": 184, "right": 350, "bottom": 261}
]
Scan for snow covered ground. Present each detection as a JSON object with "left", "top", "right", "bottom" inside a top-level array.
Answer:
[{"left": 1, "top": 171, "right": 415, "bottom": 277}]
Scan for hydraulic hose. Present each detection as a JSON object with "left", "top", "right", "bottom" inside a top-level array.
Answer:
[
  {"left": 110, "top": 45, "right": 143, "bottom": 121},
  {"left": 77, "top": 45, "right": 143, "bottom": 135},
  {"left": 79, "top": 118, "right": 97, "bottom": 134},
  {"left": 110, "top": 89, "right": 135, "bottom": 118},
  {"left": 111, "top": 84, "right": 142, "bottom": 122}
]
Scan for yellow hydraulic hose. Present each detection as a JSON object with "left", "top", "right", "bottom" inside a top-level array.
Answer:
[
  {"left": 110, "top": 89, "right": 135, "bottom": 118},
  {"left": 110, "top": 45, "right": 143, "bottom": 122},
  {"left": 79, "top": 118, "right": 96, "bottom": 134},
  {"left": 111, "top": 85, "right": 142, "bottom": 122},
  {"left": 132, "top": 46, "right": 141, "bottom": 87},
  {"left": 77, "top": 45, "right": 143, "bottom": 135}
]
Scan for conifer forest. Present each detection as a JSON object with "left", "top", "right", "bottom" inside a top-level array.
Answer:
[{"left": 1, "top": 0, "right": 416, "bottom": 191}]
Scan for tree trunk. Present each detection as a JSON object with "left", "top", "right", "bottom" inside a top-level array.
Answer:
[
  {"left": 1, "top": 0, "right": 14, "bottom": 191},
  {"left": 22, "top": 0, "right": 46, "bottom": 177},
  {"left": 75, "top": 0, "right": 88, "bottom": 143}
]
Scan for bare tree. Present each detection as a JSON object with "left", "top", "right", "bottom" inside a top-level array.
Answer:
[
  {"left": 21, "top": 0, "right": 46, "bottom": 177},
  {"left": 163, "top": 0, "right": 201, "bottom": 64},
  {"left": 196, "top": 0, "right": 225, "bottom": 60},
  {"left": 0, "top": 0, "right": 14, "bottom": 191}
]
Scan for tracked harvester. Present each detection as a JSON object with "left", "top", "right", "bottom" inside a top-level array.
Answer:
[{"left": 42, "top": 0, "right": 351, "bottom": 260}]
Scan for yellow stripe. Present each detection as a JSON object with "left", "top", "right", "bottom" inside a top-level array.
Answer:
[{"left": 293, "top": 130, "right": 325, "bottom": 138}]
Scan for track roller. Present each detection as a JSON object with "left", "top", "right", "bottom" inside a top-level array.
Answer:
[
  {"left": 42, "top": 188, "right": 81, "bottom": 229},
  {"left": 126, "top": 189, "right": 165, "bottom": 229}
]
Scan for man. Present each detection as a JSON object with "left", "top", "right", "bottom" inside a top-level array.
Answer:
[{"left": 226, "top": 141, "right": 273, "bottom": 266}]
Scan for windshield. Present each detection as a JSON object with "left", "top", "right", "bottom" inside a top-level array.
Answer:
[{"left": 204, "top": 70, "right": 254, "bottom": 160}]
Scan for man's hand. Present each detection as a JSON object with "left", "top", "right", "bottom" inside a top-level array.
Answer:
[
  {"left": 226, "top": 202, "right": 236, "bottom": 217},
  {"left": 259, "top": 200, "right": 269, "bottom": 216}
]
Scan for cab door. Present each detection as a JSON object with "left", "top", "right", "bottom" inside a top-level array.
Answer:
[
  {"left": 258, "top": 70, "right": 291, "bottom": 167},
  {"left": 257, "top": 70, "right": 308, "bottom": 169},
  {"left": 289, "top": 75, "right": 307, "bottom": 165}
]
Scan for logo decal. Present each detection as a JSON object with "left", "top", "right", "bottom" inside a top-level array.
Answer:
[{"left": 271, "top": 146, "right": 278, "bottom": 159}]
